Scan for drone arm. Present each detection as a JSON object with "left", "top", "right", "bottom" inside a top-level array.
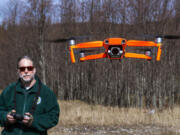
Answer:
[
  {"left": 80, "top": 53, "right": 107, "bottom": 62},
  {"left": 69, "top": 41, "right": 103, "bottom": 63},
  {"left": 74, "top": 41, "right": 103, "bottom": 48},
  {"left": 156, "top": 44, "right": 162, "bottom": 61},
  {"left": 124, "top": 52, "right": 151, "bottom": 60},
  {"left": 69, "top": 46, "right": 76, "bottom": 63},
  {"left": 127, "top": 40, "right": 163, "bottom": 61},
  {"left": 127, "top": 40, "right": 158, "bottom": 47}
]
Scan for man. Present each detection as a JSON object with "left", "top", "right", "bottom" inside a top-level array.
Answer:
[{"left": 0, "top": 56, "right": 60, "bottom": 135}]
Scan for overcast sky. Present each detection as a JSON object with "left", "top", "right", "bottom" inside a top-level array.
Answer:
[
  {"left": 0, "top": 0, "right": 60, "bottom": 24},
  {"left": 0, "top": 0, "right": 8, "bottom": 7},
  {"left": 0, "top": 0, "right": 9, "bottom": 23}
]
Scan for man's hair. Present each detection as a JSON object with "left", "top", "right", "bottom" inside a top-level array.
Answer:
[{"left": 17, "top": 56, "right": 34, "bottom": 69}]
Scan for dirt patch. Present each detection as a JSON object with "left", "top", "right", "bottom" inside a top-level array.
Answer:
[
  {"left": 1, "top": 125, "right": 179, "bottom": 135},
  {"left": 49, "top": 125, "right": 180, "bottom": 135}
]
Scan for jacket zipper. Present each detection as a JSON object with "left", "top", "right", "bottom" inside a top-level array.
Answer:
[{"left": 19, "top": 90, "right": 28, "bottom": 135}]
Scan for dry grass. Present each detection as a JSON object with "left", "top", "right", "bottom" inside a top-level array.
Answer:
[{"left": 58, "top": 100, "right": 180, "bottom": 128}]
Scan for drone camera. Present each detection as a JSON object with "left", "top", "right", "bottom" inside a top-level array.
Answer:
[
  {"left": 108, "top": 46, "right": 123, "bottom": 58},
  {"left": 111, "top": 47, "right": 120, "bottom": 55}
]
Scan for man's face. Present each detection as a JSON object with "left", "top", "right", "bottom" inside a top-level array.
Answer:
[{"left": 18, "top": 58, "right": 36, "bottom": 83}]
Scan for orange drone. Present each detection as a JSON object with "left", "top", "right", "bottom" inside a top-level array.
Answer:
[{"left": 48, "top": 35, "right": 180, "bottom": 63}]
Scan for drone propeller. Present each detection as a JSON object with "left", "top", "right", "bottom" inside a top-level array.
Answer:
[
  {"left": 136, "top": 34, "right": 180, "bottom": 40},
  {"left": 47, "top": 38, "right": 71, "bottom": 43},
  {"left": 157, "top": 35, "right": 180, "bottom": 39},
  {"left": 47, "top": 36, "right": 89, "bottom": 43}
]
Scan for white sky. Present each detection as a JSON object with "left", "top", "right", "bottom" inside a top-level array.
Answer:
[
  {"left": 0, "top": 0, "right": 8, "bottom": 7},
  {"left": 0, "top": 0, "right": 60, "bottom": 24},
  {"left": 0, "top": 0, "right": 9, "bottom": 23}
]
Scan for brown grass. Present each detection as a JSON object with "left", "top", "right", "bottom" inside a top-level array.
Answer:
[{"left": 58, "top": 100, "right": 180, "bottom": 128}]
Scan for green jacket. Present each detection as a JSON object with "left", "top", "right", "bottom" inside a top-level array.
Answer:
[{"left": 0, "top": 77, "right": 60, "bottom": 135}]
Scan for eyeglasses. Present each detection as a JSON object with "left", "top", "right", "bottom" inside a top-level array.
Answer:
[{"left": 19, "top": 66, "right": 34, "bottom": 72}]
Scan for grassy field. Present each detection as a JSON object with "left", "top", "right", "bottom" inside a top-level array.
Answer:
[
  {"left": 48, "top": 100, "right": 180, "bottom": 135},
  {"left": 57, "top": 100, "right": 180, "bottom": 127},
  {"left": 0, "top": 99, "right": 180, "bottom": 134}
]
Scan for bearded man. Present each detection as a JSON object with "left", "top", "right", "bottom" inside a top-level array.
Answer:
[{"left": 0, "top": 56, "right": 60, "bottom": 135}]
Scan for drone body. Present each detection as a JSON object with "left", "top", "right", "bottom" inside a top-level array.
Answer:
[{"left": 69, "top": 37, "right": 162, "bottom": 63}]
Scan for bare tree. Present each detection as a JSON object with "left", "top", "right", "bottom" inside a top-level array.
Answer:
[{"left": 23, "top": 0, "right": 53, "bottom": 84}]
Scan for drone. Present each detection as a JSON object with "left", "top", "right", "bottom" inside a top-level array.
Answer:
[{"left": 48, "top": 35, "right": 180, "bottom": 63}]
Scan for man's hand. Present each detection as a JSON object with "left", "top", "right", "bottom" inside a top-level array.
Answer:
[
  {"left": 22, "top": 112, "right": 33, "bottom": 126},
  {"left": 6, "top": 110, "right": 16, "bottom": 124}
]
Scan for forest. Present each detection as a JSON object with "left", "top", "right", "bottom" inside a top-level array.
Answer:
[{"left": 0, "top": 0, "right": 179, "bottom": 108}]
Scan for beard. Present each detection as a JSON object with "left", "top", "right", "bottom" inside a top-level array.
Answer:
[{"left": 19, "top": 74, "right": 35, "bottom": 83}]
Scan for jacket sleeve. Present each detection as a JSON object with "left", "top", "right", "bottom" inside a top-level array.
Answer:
[
  {"left": 0, "top": 90, "right": 9, "bottom": 127},
  {"left": 31, "top": 89, "right": 60, "bottom": 131}
]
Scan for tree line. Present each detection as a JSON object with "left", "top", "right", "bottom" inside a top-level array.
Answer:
[{"left": 0, "top": 0, "right": 179, "bottom": 108}]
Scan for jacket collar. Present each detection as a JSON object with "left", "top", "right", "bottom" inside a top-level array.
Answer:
[{"left": 15, "top": 76, "right": 40, "bottom": 93}]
